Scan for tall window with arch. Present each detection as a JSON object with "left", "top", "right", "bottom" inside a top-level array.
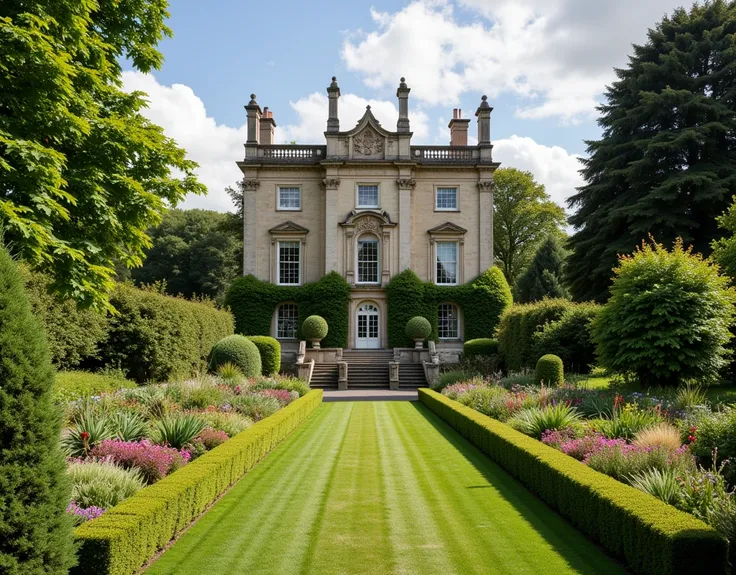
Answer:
[
  {"left": 276, "top": 303, "right": 298, "bottom": 339},
  {"left": 438, "top": 303, "right": 459, "bottom": 340},
  {"left": 357, "top": 234, "right": 379, "bottom": 284}
]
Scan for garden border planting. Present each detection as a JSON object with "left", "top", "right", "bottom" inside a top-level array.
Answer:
[
  {"left": 418, "top": 389, "right": 728, "bottom": 575},
  {"left": 72, "top": 389, "right": 323, "bottom": 575}
]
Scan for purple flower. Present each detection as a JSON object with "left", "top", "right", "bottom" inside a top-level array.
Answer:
[
  {"left": 90, "top": 439, "right": 189, "bottom": 483},
  {"left": 67, "top": 501, "right": 105, "bottom": 522}
]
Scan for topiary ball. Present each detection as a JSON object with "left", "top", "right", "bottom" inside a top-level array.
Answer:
[
  {"left": 302, "top": 315, "right": 328, "bottom": 341},
  {"left": 405, "top": 316, "right": 431, "bottom": 340},
  {"left": 248, "top": 336, "right": 281, "bottom": 376},
  {"left": 209, "top": 335, "right": 261, "bottom": 377},
  {"left": 535, "top": 354, "right": 564, "bottom": 386},
  {"left": 463, "top": 338, "right": 499, "bottom": 358}
]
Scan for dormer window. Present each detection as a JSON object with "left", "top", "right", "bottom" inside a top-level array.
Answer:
[{"left": 357, "top": 184, "right": 379, "bottom": 209}]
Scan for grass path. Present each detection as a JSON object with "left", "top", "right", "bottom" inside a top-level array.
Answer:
[{"left": 146, "top": 402, "right": 626, "bottom": 575}]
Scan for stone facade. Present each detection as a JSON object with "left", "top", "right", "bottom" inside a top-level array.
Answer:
[{"left": 238, "top": 78, "right": 500, "bottom": 354}]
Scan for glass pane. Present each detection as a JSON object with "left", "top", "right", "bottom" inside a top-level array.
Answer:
[
  {"left": 357, "top": 240, "right": 379, "bottom": 283},
  {"left": 358, "top": 315, "right": 367, "bottom": 338},
  {"left": 436, "top": 242, "right": 457, "bottom": 285},
  {"left": 278, "top": 187, "right": 301, "bottom": 209},
  {"left": 277, "top": 304, "right": 298, "bottom": 339},
  {"left": 279, "top": 241, "right": 300, "bottom": 284},
  {"left": 369, "top": 315, "right": 379, "bottom": 338},
  {"left": 438, "top": 304, "right": 458, "bottom": 339},
  {"left": 358, "top": 185, "right": 379, "bottom": 207},
  {"left": 436, "top": 188, "right": 457, "bottom": 210}
]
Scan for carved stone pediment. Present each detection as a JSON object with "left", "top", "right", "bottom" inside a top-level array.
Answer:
[
  {"left": 427, "top": 222, "right": 467, "bottom": 235},
  {"left": 268, "top": 221, "right": 309, "bottom": 234},
  {"left": 340, "top": 209, "right": 396, "bottom": 230},
  {"left": 354, "top": 126, "right": 384, "bottom": 157}
]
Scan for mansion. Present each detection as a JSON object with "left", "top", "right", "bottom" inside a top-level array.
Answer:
[{"left": 238, "top": 77, "right": 499, "bottom": 355}]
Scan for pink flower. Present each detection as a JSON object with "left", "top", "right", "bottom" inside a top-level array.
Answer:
[
  {"left": 261, "top": 389, "right": 293, "bottom": 404},
  {"left": 90, "top": 440, "right": 189, "bottom": 484}
]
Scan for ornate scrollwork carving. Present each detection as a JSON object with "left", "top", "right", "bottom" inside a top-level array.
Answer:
[
  {"left": 396, "top": 178, "right": 416, "bottom": 190},
  {"left": 353, "top": 127, "right": 384, "bottom": 156},
  {"left": 242, "top": 179, "right": 261, "bottom": 191},
  {"left": 355, "top": 217, "right": 380, "bottom": 235},
  {"left": 322, "top": 178, "right": 341, "bottom": 189},
  {"left": 477, "top": 180, "right": 496, "bottom": 192}
]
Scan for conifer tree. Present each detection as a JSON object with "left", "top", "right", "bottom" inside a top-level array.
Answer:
[
  {"left": 567, "top": 0, "right": 736, "bottom": 302},
  {"left": 515, "top": 235, "right": 569, "bottom": 303},
  {"left": 0, "top": 247, "right": 76, "bottom": 573}
]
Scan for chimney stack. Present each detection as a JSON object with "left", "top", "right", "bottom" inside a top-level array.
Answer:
[
  {"left": 245, "top": 93, "right": 261, "bottom": 144},
  {"left": 475, "top": 95, "right": 493, "bottom": 146},
  {"left": 326, "top": 76, "right": 340, "bottom": 132},
  {"left": 259, "top": 107, "right": 276, "bottom": 145},
  {"left": 396, "top": 77, "right": 411, "bottom": 133},
  {"left": 448, "top": 108, "right": 470, "bottom": 146}
]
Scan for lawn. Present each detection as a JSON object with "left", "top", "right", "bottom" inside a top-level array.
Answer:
[{"left": 146, "top": 402, "right": 625, "bottom": 575}]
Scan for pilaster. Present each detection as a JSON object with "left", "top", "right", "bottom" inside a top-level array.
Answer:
[
  {"left": 323, "top": 176, "right": 341, "bottom": 274},
  {"left": 397, "top": 177, "right": 415, "bottom": 272},
  {"left": 242, "top": 179, "right": 260, "bottom": 276},
  {"left": 478, "top": 179, "right": 495, "bottom": 271}
]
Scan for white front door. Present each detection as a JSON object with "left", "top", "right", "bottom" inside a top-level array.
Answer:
[{"left": 356, "top": 303, "right": 380, "bottom": 349}]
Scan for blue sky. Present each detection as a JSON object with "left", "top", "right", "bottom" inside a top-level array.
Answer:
[{"left": 122, "top": 0, "right": 687, "bottom": 212}]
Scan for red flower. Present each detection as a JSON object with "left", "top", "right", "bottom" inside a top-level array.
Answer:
[{"left": 81, "top": 431, "right": 90, "bottom": 442}]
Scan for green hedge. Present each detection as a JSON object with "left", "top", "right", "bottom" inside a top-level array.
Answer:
[
  {"left": 98, "top": 284, "right": 234, "bottom": 383},
  {"left": 72, "top": 389, "right": 323, "bottom": 575},
  {"left": 531, "top": 302, "right": 601, "bottom": 373},
  {"left": 386, "top": 268, "right": 512, "bottom": 348},
  {"left": 52, "top": 371, "right": 137, "bottom": 403},
  {"left": 463, "top": 338, "right": 499, "bottom": 358},
  {"left": 535, "top": 354, "right": 564, "bottom": 386},
  {"left": 418, "top": 389, "right": 728, "bottom": 575},
  {"left": 208, "top": 335, "right": 261, "bottom": 377},
  {"left": 248, "top": 336, "right": 281, "bottom": 375},
  {"left": 224, "top": 272, "right": 350, "bottom": 348}
]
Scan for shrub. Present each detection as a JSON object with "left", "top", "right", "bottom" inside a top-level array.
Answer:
[
  {"left": 90, "top": 440, "right": 190, "bottom": 484},
  {"left": 73, "top": 390, "right": 323, "bottom": 575},
  {"left": 196, "top": 412, "right": 252, "bottom": 437},
  {"left": 192, "top": 428, "right": 230, "bottom": 451},
  {"left": 52, "top": 370, "right": 137, "bottom": 402},
  {"left": 96, "top": 283, "right": 234, "bottom": 383},
  {"left": 208, "top": 335, "right": 261, "bottom": 377},
  {"left": 68, "top": 461, "right": 146, "bottom": 510},
  {"left": 111, "top": 412, "right": 148, "bottom": 442},
  {"left": 601, "top": 404, "right": 664, "bottom": 441},
  {"left": 419, "top": 389, "right": 728, "bottom": 575},
  {"left": 584, "top": 444, "right": 695, "bottom": 483},
  {"left": 248, "top": 336, "right": 281, "bottom": 375},
  {"left": 629, "top": 468, "right": 682, "bottom": 506},
  {"left": 531, "top": 303, "right": 601, "bottom": 374},
  {"left": 457, "top": 386, "right": 510, "bottom": 420},
  {"left": 0, "top": 248, "right": 76, "bottom": 573},
  {"left": 215, "top": 362, "right": 245, "bottom": 386},
  {"left": 463, "top": 338, "right": 499, "bottom": 359},
  {"left": 507, "top": 403, "right": 581, "bottom": 438},
  {"left": 683, "top": 407, "right": 736, "bottom": 483},
  {"left": 594, "top": 239, "right": 736, "bottom": 386},
  {"left": 633, "top": 424, "right": 682, "bottom": 451},
  {"left": 63, "top": 410, "right": 116, "bottom": 457},
  {"left": 301, "top": 315, "right": 328, "bottom": 342},
  {"left": 535, "top": 354, "right": 564, "bottom": 386},
  {"left": 181, "top": 384, "right": 226, "bottom": 411},
  {"left": 231, "top": 394, "right": 281, "bottom": 421},
  {"left": 435, "top": 371, "right": 470, "bottom": 391},
  {"left": 151, "top": 414, "right": 207, "bottom": 450},
  {"left": 673, "top": 384, "right": 707, "bottom": 411},
  {"left": 497, "top": 299, "right": 573, "bottom": 372},
  {"left": 271, "top": 377, "right": 310, "bottom": 397},
  {"left": 405, "top": 316, "right": 431, "bottom": 341}
]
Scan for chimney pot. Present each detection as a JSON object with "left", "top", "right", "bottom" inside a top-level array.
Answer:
[
  {"left": 448, "top": 107, "right": 470, "bottom": 146},
  {"left": 259, "top": 106, "right": 276, "bottom": 144}
]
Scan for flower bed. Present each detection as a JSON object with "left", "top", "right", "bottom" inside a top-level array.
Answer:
[
  {"left": 58, "top": 371, "right": 310, "bottom": 524},
  {"left": 431, "top": 376, "right": 736, "bottom": 568}
]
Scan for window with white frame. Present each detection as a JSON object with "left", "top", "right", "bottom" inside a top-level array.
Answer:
[
  {"left": 436, "top": 187, "right": 458, "bottom": 210},
  {"left": 438, "top": 304, "right": 459, "bottom": 339},
  {"left": 436, "top": 241, "right": 458, "bottom": 285},
  {"left": 277, "top": 241, "right": 301, "bottom": 285},
  {"left": 357, "top": 184, "right": 379, "bottom": 208},
  {"left": 276, "top": 304, "right": 298, "bottom": 339},
  {"left": 277, "top": 186, "right": 301, "bottom": 210},
  {"left": 357, "top": 236, "right": 379, "bottom": 283}
]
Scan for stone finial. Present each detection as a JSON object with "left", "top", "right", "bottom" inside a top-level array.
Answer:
[{"left": 396, "top": 76, "right": 411, "bottom": 133}]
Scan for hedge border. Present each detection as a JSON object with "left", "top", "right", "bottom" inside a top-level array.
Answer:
[
  {"left": 418, "top": 389, "right": 728, "bottom": 575},
  {"left": 72, "top": 389, "right": 323, "bottom": 575}
]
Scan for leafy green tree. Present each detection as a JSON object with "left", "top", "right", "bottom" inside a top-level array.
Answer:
[
  {"left": 567, "top": 1, "right": 736, "bottom": 302},
  {"left": 0, "top": 247, "right": 76, "bottom": 573},
  {"left": 493, "top": 168, "right": 566, "bottom": 285},
  {"left": 593, "top": 238, "right": 736, "bottom": 386},
  {"left": 712, "top": 195, "right": 736, "bottom": 278},
  {"left": 514, "top": 235, "right": 569, "bottom": 303},
  {"left": 0, "top": 1, "right": 204, "bottom": 310},
  {"left": 132, "top": 209, "right": 241, "bottom": 299}
]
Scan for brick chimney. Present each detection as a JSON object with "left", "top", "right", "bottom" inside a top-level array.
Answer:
[
  {"left": 448, "top": 108, "right": 470, "bottom": 146},
  {"left": 259, "top": 107, "right": 276, "bottom": 145}
]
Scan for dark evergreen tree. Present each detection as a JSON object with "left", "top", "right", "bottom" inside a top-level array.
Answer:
[
  {"left": 0, "top": 247, "right": 76, "bottom": 573},
  {"left": 515, "top": 236, "right": 569, "bottom": 303},
  {"left": 567, "top": 0, "right": 736, "bottom": 302}
]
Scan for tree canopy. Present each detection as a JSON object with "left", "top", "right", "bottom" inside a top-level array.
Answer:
[
  {"left": 492, "top": 167, "right": 566, "bottom": 285},
  {"left": 567, "top": 0, "right": 736, "bottom": 302},
  {"left": 514, "top": 235, "right": 569, "bottom": 303},
  {"left": 132, "top": 208, "right": 241, "bottom": 300},
  {"left": 0, "top": 0, "right": 204, "bottom": 310}
]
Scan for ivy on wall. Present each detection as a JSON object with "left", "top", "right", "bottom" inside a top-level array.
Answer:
[
  {"left": 224, "top": 272, "right": 350, "bottom": 348},
  {"left": 386, "top": 267, "right": 512, "bottom": 348}
]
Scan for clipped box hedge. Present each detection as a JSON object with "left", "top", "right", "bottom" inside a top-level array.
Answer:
[
  {"left": 72, "top": 389, "right": 323, "bottom": 575},
  {"left": 418, "top": 389, "right": 728, "bottom": 575}
]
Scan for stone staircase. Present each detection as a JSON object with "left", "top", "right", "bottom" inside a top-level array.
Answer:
[
  {"left": 398, "top": 364, "right": 427, "bottom": 389},
  {"left": 342, "top": 350, "right": 393, "bottom": 389},
  {"left": 310, "top": 363, "right": 339, "bottom": 390}
]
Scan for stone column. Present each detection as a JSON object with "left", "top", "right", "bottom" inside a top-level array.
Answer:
[
  {"left": 242, "top": 179, "right": 260, "bottom": 276},
  {"left": 475, "top": 95, "right": 492, "bottom": 145},
  {"left": 478, "top": 180, "right": 495, "bottom": 271},
  {"left": 327, "top": 77, "right": 340, "bottom": 133},
  {"left": 396, "top": 78, "right": 411, "bottom": 133},
  {"left": 245, "top": 94, "right": 261, "bottom": 144},
  {"left": 397, "top": 178, "right": 415, "bottom": 272},
  {"left": 323, "top": 178, "right": 341, "bottom": 274}
]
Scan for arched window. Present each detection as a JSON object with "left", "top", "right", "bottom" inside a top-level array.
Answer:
[
  {"left": 357, "top": 234, "right": 379, "bottom": 284},
  {"left": 438, "top": 303, "right": 459, "bottom": 340},
  {"left": 276, "top": 303, "right": 298, "bottom": 339}
]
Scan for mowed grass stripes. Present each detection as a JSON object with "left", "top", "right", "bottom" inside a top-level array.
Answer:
[{"left": 146, "top": 402, "right": 626, "bottom": 575}]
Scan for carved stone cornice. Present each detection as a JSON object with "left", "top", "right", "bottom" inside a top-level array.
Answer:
[
  {"left": 477, "top": 180, "right": 495, "bottom": 193},
  {"left": 242, "top": 179, "right": 261, "bottom": 191},
  {"left": 396, "top": 178, "right": 416, "bottom": 190},
  {"left": 322, "top": 178, "right": 341, "bottom": 190}
]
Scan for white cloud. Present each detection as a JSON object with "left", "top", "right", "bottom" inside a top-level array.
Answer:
[
  {"left": 342, "top": 0, "right": 681, "bottom": 122},
  {"left": 493, "top": 135, "right": 583, "bottom": 211}
]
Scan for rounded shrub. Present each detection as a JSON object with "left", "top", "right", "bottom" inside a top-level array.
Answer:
[
  {"left": 208, "top": 335, "right": 261, "bottom": 377},
  {"left": 405, "top": 316, "right": 431, "bottom": 340},
  {"left": 531, "top": 303, "right": 601, "bottom": 374},
  {"left": 463, "top": 338, "right": 499, "bottom": 358},
  {"left": 594, "top": 239, "right": 736, "bottom": 386},
  {"left": 535, "top": 354, "right": 564, "bottom": 386},
  {"left": 302, "top": 315, "right": 328, "bottom": 342},
  {"left": 0, "top": 248, "right": 76, "bottom": 572},
  {"left": 248, "top": 336, "right": 281, "bottom": 375}
]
